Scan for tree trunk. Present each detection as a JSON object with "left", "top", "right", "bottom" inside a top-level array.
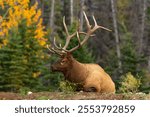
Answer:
[
  {"left": 50, "top": 0, "right": 55, "bottom": 28},
  {"left": 148, "top": 56, "right": 150, "bottom": 72},
  {"left": 139, "top": 0, "right": 147, "bottom": 54},
  {"left": 70, "top": 0, "right": 74, "bottom": 25},
  {"left": 110, "top": 0, "right": 122, "bottom": 74},
  {"left": 49, "top": 0, "right": 55, "bottom": 41},
  {"left": 80, "top": 0, "right": 85, "bottom": 31}
]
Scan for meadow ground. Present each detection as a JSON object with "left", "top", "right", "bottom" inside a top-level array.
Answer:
[{"left": 0, "top": 92, "right": 150, "bottom": 100}]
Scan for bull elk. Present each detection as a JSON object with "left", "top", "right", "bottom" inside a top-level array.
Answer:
[{"left": 47, "top": 12, "right": 115, "bottom": 93}]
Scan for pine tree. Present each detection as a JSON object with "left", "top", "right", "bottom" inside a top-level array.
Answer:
[
  {"left": 0, "top": 46, "right": 25, "bottom": 91},
  {"left": 0, "top": 1, "right": 47, "bottom": 92},
  {"left": 0, "top": 19, "right": 46, "bottom": 92}
]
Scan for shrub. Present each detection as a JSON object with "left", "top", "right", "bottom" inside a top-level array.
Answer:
[
  {"left": 19, "top": 87, "right": 31, "bottom": 96},
  {"left": 118, "top": 72, "right": 141, "bottom": 93},
  {"left": 140, "top": 70, "right": 150, "bottom": 93},
  {"left": 59, "top": 81, "right": 77, "bottom": 92}
]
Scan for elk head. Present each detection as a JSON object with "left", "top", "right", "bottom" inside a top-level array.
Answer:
[
  {"left": 47, "top": 12, "right": 111, "bottom": 72},
  {"left": 51, "top": 52, "right": 73, "bottom": 72}
]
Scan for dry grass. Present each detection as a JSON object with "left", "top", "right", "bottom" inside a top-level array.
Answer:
[{"left": 0, "top": 92, "right": 150, "bottom": 100}]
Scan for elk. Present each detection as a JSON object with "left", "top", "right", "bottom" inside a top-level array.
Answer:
[{"left": 47, "top": 12, "right": 115, "bottom": 93}]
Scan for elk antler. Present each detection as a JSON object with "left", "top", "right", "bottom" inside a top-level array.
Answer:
[{"left": 47, "top": 11, "right": 111, "bottom": 55}]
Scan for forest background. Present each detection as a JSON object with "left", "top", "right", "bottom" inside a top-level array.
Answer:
[{"left": 0, "top": 0, "right": 150, "bottom": 94}]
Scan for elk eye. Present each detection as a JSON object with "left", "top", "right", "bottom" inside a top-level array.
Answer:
[{"left": 60, "top": 60, "right": 65, "bottom": 65}]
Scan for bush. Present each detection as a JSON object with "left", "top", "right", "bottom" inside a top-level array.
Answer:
[
  {"left": 118, "top": 72, "right": 141, "bottom": 93},
  {"left": 19, "top": 87, "right": 31, "bottom": 96},
  {"left": 140, "top": 70, "right": 150, "bottom": 93},
  {"left": 59, "top": 81, "right": 77, "bottom": 92}
]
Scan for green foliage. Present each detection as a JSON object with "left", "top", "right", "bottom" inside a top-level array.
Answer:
[
  {"left": 19, "top": 87, "right": 31, "bottom": 96},
  {"left": 104, "top": 50, "right": 119, "bottom": 78},
  {"left": 0, "top": 47, "right": 24, "bottom": 91},
  {"left": 36, "top": 96, "right": 50, "bottom": 100},
  {"left": 0, "top": 19, "right": 46, "bottom": 92},
  {"left": 59, "top": 81, "right": 77, "bottom": 92},
  {"left": 118, "top": 72, "right": 141, "bottom": 93},
  {"left": 121, "top": 32, "right": 145, "bottom": 75},
  {"left": 140, "top": 70, "right": 150, "bottom": 93},
  {"left": 104, "top": 29, "right": 146, "bottom": 93},
  {"left": 105, "top": 28, "right": 146, "bottom": 81},
  {"left": 41, "top": 62, "right": 64, "bottom": 91}
]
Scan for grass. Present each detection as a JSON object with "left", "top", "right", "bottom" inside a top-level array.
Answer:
[{"left": 0, "top": 92, "right": 150, "bottom": 100}]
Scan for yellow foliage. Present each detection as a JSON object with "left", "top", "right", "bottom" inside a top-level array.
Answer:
[
  {"left": 32, "top": 72, "right": 41, "bottom": 78},
  {"left": 59, "top": 81, "right": 77, "bottom": 92},
  {"left": 0, "top": 0, "right": 4, "bottom": 9},
  {"left": 0, "top": 39, "right": 8, "bottom": 48},
  {"left": 2, "top": 39, "right": 8, "bottom": 45},
  {"left": 0, "top": 0, "right": 47, "bottom": 46},
  {"left": 119, "top": 72, "right": 141, "bottom": 93},
  {"left": 0, "top": 44, "right": 2, "bottom": 48},
  {"left": 38, "top": 40, "right": 46, "bottom": 46}
]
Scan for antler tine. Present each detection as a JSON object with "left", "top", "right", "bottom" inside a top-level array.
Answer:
[
  {"left": 76, "top": 31, "right": 81, "bottom": 47},
  {"left": 92, "top": 15, "right": 112, "bottom": 32},
  {"left": 47, "top": 45, "right": 62, "bottom": 56},
  {"left": 53, "top": 38, "right": 69, "bottom": 53},
  {"left": 62, "top": 16, "right": 77, "bottom": 50},
  {"left": 53, "top": 37, "right": 62, "bottom": 50},
  {"left": 62, "top": 32, "right": 76, "bottom": 50},
  {"left": 63, "top": 16, "right": 69, "bottom": 36},
  {"left": 92, "top": 15, "right": 98, "bottom": 27},
  {"left": 98, "top": 25, "right": 112, "bottom": 32},
  {"left": 79, "top": 32, "right": 95, "bottom": 36},
  {"left": 83, "top": 11, "right": 91, "bottom": 30},
  {"left": 47, "top": 37, "right": 68, "bottom": 56},
  {"left": 77, "top": 19, "right": 95, "bottom": 36},
  {"left": 47, "top": 45, "right": 55, "bottom": 53}
]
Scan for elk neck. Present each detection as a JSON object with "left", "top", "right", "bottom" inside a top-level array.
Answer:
[{"left": 63, "top": 57, "right": 88, "bottom": 83}]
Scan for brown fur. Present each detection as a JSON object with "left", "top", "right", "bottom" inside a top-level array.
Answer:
[{"left": 51, "top": 53, "right": 115, "bottom": 93}]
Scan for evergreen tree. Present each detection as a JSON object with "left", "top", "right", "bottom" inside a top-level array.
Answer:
[
  {"left": 0, "top": 46, "right": 25, "bottom": 91},
  {"left": 121, "top": 32, "right": 145, "bottom": 75},
  {"left": 0, "top": 19, "right": 46, "bottom": 92},
  {"left": 0, "top": 1, "right": 47, "bottom": 92}
]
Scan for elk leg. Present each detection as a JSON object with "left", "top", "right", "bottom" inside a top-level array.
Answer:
[
  {"left": 83, "top": 87, "right": 97, "bottom": 92},
  {"left": 83, "top": 77, "right": 101, "bottom": 92},
  {"left": 83, "top": 83, "right": 101, "bottom": 92}
]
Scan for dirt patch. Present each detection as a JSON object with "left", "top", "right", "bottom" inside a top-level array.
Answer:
[{"left": 0, "top": 92, "right": 150, "bottom": 100}]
